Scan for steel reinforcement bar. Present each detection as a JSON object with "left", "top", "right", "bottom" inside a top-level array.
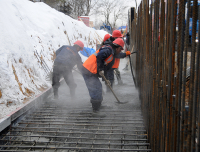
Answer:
[
  {"left": 129, "top": 0, "right": 200, "bottom": 151},
  {"left": 0, "top": 101, "right": 151, "bottom": 151}
]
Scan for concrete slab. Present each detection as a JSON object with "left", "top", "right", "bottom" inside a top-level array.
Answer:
[{"left": 0, "top": 57, "right": 139, "bottom": 133}]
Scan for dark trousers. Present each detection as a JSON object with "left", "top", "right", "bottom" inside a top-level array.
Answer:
[
  {"left": 82, "top": 67, "right": 103, "bottom": 101},
  {"left": 106, "top": 68, "right": 114, "bottom": 81},
  {"left": 105, "top": 68, "right": 122, "bottom": 92},
  {"left": 114, "top": 68, "right": 122, "bottom": 83},
  {"left": 52, "top": 64, "right": 77, "bottom": 97},
  {"left": 106, "top": 68, "right": 121, "bottom": 82}
]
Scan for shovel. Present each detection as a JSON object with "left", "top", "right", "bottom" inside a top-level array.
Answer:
[{"left": 99, "top": 72, "right": 128, "bottom": 104}]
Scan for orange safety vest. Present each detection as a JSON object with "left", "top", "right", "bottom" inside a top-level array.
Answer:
[
  {"left": 112, "top": 58, "right": 120, "bottom": 68},
  {"left": 83, "top": 49, "right": 113, "bottom": 74}
]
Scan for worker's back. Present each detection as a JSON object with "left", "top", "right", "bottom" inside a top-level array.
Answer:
[{"left": 54, "top": 45, "right": 81, "bottom": 70}]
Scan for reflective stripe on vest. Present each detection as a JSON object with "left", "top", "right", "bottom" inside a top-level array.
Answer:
[
  {"left": 104, "top": 55, "right": 113, "bottom": 65},
  {"left": 83, "top": 48, "right": 113, "bottom": 74},
  {"left": 112, "top": 58, "right": 120, "bottom": 68}
]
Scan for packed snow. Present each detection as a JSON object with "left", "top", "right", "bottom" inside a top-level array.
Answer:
[{"left": 0, "top": 0, "right": 108, "bottom": 119}]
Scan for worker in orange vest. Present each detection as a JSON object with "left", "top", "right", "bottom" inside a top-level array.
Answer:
[
  {"left": 52, "top": 40, "right": 84, "bottom": 99},
  {"left": 111, "top": 51, "right": 131, "bottom": 84},
  {"left": 103, "top": 31, "right": 131, "bottom": 92},
  {"left": 82, "top": 38, "right": 124, "bottom": 112}
]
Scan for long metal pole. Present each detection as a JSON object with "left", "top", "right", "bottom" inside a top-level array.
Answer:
[
  {"left": 129, "top": 55, "right": 137, "bottom": 87},
  {"left": 123, "top": 38, "right": 137, "bottom": 87}
]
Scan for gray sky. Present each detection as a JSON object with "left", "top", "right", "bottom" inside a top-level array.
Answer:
[{"left": 89, "top": 0, "right": 141, "bottom": 28}]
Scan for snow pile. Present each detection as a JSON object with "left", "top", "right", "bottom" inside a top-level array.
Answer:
[{"left": 0, "top": 0, "right": 107, "bottom": 116}]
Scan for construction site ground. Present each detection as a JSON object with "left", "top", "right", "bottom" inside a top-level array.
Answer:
[
  {"left": 53, "top": 57, "right": 140, "bottom": 114},
  {"left": 0, "top": 58, "right": 151, "bottom": 151}
]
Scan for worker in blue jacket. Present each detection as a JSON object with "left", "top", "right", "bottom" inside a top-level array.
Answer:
[{"left": 52, "top": 40, "right": 84, "bottom": 99}]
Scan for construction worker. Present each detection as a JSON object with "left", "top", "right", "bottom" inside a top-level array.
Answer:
[
  {"left": 52, "top": 40, "right": 84, "bottom": 99},
  {"left": 103, "top": 34, "right": 111, "bottom": 44},
  {"left": 82, "top": 38, "right": 124, "bottom": 112},
  {"left": 110, "top": 50, "right": 131, "bottom": 86},
  {"left": 106, "top": 30, "right": 123, "bottom": 44},
  {"left": 96, "top": 33, "right": 111, "bottom": 50},
  {"left": 103, "top": 30, "right": 131, "bottom": 91},
  {"left": 99, "top": 30, "right": 123, "bottom": 49}
]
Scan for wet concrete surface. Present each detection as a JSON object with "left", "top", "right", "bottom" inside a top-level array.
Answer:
[
  {"left": 49, "top": 58, "right": 140, "bottom": 113},
  {"left": 0, "top": 58, "right": 151, "bottom": 151}
]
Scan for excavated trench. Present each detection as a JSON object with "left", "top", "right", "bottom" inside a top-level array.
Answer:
[{"left": 0, "top": 59, "right": 151, "bottom": 151}]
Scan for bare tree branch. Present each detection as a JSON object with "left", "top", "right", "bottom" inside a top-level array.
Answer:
[{"left": 91, "top": 0, "right": 128, "bottom": 29}]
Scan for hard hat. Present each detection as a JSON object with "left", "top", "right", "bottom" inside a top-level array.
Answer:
[
  {"left": 112, "top": 30, "right": 123, "bottom": 38},
  {"left": 103, "top": 34, "right": 111, "bottom": 42},
  {"left": 113, "top": 38, "right": 124, "bottom": 50},
  {"left": 74, "top": 40, "right": 84, "bottom": 50}
]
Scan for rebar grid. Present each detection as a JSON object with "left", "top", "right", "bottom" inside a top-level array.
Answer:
[{"left": 0, "top": 102, "right": 151, "bottom": 151}]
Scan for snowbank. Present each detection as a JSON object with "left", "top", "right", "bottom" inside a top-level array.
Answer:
[{"left": 0, "top": 0, "right": 107, "bottom": 117}]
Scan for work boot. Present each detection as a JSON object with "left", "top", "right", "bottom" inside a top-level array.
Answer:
[
  {"left": 123, "top": 64, "right": 129, "bottom": 70},
  {"left": 53, "top": 89, "right": 58, "bottom": 99},
  {"left": 118, "top": 79, "right": 123, "bottom": 85},
  {"left": 91, "top": 99, "right": 102, "bottom": 112},
  {"left": 115, "top": 69, "right": 122, "bottom": 84}
]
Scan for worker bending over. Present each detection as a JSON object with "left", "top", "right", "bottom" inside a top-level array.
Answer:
[
  {"left": 52, "top": 40, "right": 84, "bottom": 99},
  {"left": 82, "top": 38, "right": 125, "bottom": 112}
]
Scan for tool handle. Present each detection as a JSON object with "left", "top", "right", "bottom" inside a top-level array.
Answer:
[{"left": 100, "top": 73, "right": 121, "bottom": 103}]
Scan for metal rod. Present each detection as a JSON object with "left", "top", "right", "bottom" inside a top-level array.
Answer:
[
  {"left": 0, "top": 145, "right": 152, "bottom": 151},
  {"left": 181, "top": 0, "right": 191, "bottom": 151},
  {"left": 0, "top": 139, "right": 150, "bottom": 146},
  {"left": 129, "top": 55, "right": 137, "bottom": 86},
  {"left": 24, "top": 116, "right": 144, "bottom": 121},
  {"left": 29, "top": 113, "right": 143, "bottom": 118},
  {"left": 21, "top": 120, "right": 143, "bottom": 124},
  {"left": 196, "top": 2, "right": 200, "bottom": 151},
  {"left": 7, "top": 130, "right": 147, "bottom": 137},
  {"left": 19, "top": 121, "right": 144, "bottom": 125},
  {"left": 187, "top": 0, "right": 198, "bottom": 151},
  {"left": 2, "top": 135, "right": 148, "bottom": 141},
  {"left": 11, "top": 126, "right": 146, "bottom": 131}
]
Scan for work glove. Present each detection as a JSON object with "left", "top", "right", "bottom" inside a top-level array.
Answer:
[
  {"left": 126, "top": 51, "right": 131, "bottom": 56},
  {"left": 105, "top": 80, "right": 111, "bottom": 86},
  {"left": 99, "top": 70, "right": 104, "bottom": 76}
]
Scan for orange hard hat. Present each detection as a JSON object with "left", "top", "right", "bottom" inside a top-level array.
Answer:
[
  {"left": 113, "top": 38, "right": 124, "bottom": 50},
  {"left": 103, "top": 34, "right": 111, "bottom": 42},
  {"left": 112, "top": 30, "right": 123, "bottom": 38},
  {"left": 74, "top": 40, "right": 84, "bottom": 50}
]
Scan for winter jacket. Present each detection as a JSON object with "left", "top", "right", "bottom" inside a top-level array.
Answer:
[
  {"left": 104, "top": 37, "right": 127, "bottom": 68},
  {"left": 54, "top": 45, "right": 83, "bottom": 71},
  {"left": 83, "top": 45, "right": 115, "bottom": 74},
  {"left": 112, "top": 53, "right": 127, "bottom": 68}
]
